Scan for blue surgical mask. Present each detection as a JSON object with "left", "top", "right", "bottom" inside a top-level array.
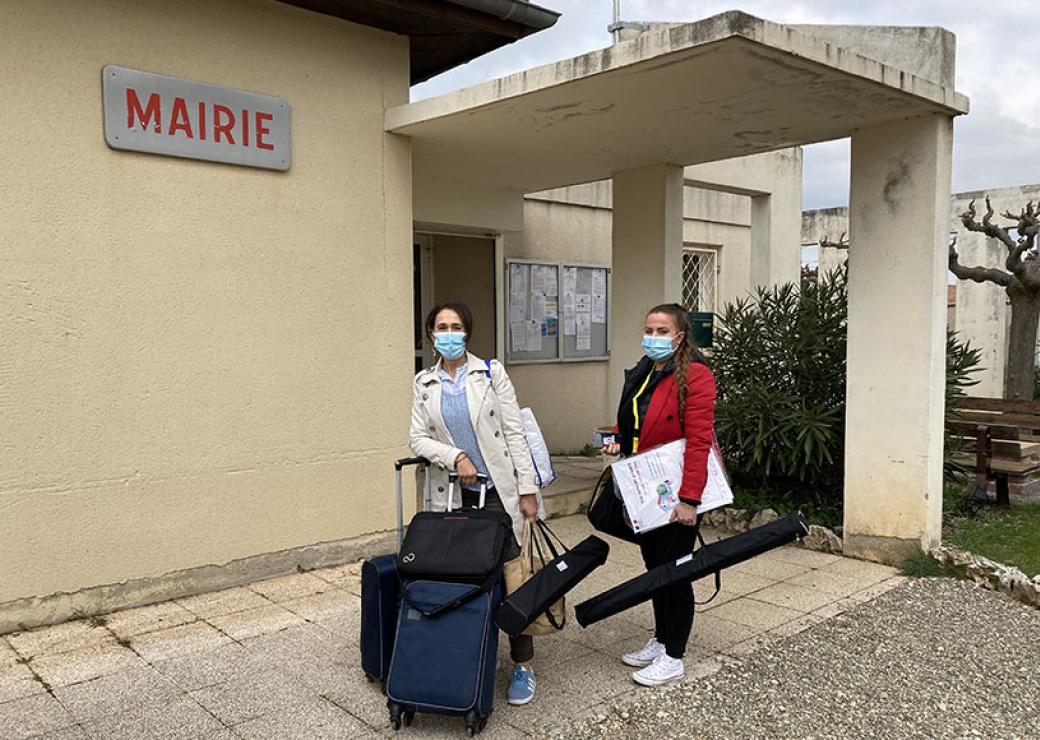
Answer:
[
  {"left": 642, "top": 335, "right": 676, "bottom": 361},
  {"left": 434, "top": 332, "right": 467, "bottom": 361}
]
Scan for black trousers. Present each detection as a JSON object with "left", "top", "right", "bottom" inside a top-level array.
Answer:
[
  {"left": 638, "top": 520, "right": 700, "bottom": 659},
  {"left": 460, "top": 488, "right": 534, "bottom": 664}
]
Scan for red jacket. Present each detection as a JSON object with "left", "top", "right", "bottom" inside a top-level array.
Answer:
[{"left": 616, "top": 360, "right": 717, "bottom": 505}]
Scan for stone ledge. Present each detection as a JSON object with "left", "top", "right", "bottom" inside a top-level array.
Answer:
[{"left": 930, "top": 545, "right": 1040, "bottom": 610}]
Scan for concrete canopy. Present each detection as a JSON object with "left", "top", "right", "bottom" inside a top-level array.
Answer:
[{"left": 387, "top": 11, "right": 969, "bottom": 193}]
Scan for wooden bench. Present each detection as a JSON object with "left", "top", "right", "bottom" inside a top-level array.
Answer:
[{"left": 948, "top": 397, "right": 1040, "bottom": 506}]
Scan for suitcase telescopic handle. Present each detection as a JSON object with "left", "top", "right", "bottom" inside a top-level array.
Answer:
[
  {"left": 394, "top": 457, "right": 429, "bottom": 551},
  {"left": 447, "top": 472, "right": 489, "bottom": 511}
]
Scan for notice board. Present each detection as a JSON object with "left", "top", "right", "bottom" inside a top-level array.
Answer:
[{"left": 506, "top": 260, "right": 610, "bottom": 364}]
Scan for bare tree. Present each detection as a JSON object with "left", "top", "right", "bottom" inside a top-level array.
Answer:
[{"left": 951, "top": 198, "right": 1040, "bottom": 400}]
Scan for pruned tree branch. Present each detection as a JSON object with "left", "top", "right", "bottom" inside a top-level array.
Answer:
[
  {"left": 819, "top": 232, "right": 849, "bottom": 250},
  {"left": 961, "top": 197, "right": 1018, "bottom": 251},
  {"left": 948, "top": 242, "right": 1012, "bottom": 286}
]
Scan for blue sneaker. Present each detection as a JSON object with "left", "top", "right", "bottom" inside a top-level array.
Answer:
[{"left": 507, "top": 665, "right": 536, "bottom": 706}]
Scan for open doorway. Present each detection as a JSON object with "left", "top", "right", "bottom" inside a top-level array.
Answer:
[{"left": 413, "top": 232, "right": 497, "bottom": 372}]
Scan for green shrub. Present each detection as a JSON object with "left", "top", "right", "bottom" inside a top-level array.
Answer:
[{"left": 712, "top": 266, "right": 982, "bottom": 525}]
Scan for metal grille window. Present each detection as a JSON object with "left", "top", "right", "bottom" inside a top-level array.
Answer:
[{"left": 682, "top": 248, "right": 717, "bottom": 312}]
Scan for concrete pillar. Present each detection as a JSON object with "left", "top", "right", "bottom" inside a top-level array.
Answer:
[
  {"left": 609, "top": 164, "right": 685, "bottom": 404},
  {"left": 844, "top": 115, "right": 953, "bottom": 565},
  {"left": 953, "top": 230, "right": 1008, "bottom": 398}
]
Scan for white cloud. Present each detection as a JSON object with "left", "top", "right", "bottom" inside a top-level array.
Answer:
[{"left": 413, "top": 1, "right": 1040, "bottom": 207}]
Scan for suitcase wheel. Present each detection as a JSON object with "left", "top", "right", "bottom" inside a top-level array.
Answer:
[
  {"left": 465, "top": 710, "right": 485, "bottom": 736},
  {"left": 389, "top": 702, "right": 403, "bottom": 731}
]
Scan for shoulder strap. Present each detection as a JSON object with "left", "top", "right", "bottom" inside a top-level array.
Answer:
[
  {"left": 692, "top": 517, "right": 722, "bottom": 607},
  {"left": 485, "top": 359, "right": 493, "bottom": 379}
]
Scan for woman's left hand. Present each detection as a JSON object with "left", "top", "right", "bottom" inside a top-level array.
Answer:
[
  {"left": 519, "top": 494, "right": 539, "bottom": 523},
  {"left": 670, "top": 502, "right": 699, "bottom": 526}
]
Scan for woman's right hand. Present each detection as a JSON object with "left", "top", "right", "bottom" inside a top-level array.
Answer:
[
  {"left": 601, "top": 442, "right": 621, "bottom": 456},
  {"left": 456, "top": 455, "right": 479, "bottom": 486}
]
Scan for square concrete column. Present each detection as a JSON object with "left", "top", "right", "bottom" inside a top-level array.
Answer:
[
  {"left": 844, "top": 115, "right": 954, "bottom": 565},
  {"left": 609, "top": 164, "right": 685, "bottom": 403}
]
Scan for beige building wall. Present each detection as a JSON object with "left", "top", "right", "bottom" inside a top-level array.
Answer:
[{"left": 0, "top": 0, "right": 413, "bottom": 627}]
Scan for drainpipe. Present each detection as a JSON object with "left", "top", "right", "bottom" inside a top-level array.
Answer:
[{"left": 445, "top": 0, "right": 560, "bottom": 31}]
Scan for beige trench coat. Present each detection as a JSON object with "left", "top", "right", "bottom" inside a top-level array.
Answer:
[{"left": 409, "top": 353, "right": 543, "bottom": 542}]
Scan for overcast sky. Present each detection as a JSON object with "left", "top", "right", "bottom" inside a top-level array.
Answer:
[{"left": 412, "top": 1, "right": 1040, "bottom": 210}]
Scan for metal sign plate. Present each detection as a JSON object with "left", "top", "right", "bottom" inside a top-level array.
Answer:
[{"left": 102, "top": 65, "right": 290, "bottom": 171}]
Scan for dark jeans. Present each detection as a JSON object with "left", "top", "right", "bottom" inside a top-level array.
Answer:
[
  {"left": 638, "top": 520, "right": 700, "bottom": 659},
  {"left": 460, "top": 488, "right": 534, "bottom": 664}
]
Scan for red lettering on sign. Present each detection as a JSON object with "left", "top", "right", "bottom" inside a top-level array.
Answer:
[
  {"left": 213, "top": 105, "right": 236, "bottom": 144},
  {"left": 255, "top": 112, "right": 274, "bottom": 151},
  {"left": 198, "top": 101, "right": 207, "bottom": 141},
  {"left": 168, "top": 97, "right": 193, "bottom": 138},
  {"left": 241, "top": 109, "right": 249, "bottom": 148},
  {"left": 126, "top": 89, "right": 161, "bottom": 133}
]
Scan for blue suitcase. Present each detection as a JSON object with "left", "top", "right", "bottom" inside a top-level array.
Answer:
[
  {"left": 359, "top": 457, "right": 429, "bottom": 683},
  {"left": 386, "top": 579, "right": 502, "bottom": 735},
  {"left": 360, "top": 554, "right": 399, "bottom": 682}
]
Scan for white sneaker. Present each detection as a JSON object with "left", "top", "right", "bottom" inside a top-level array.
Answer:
[
  {"left": 632, "top": 654, "right": 684, "bottom": 687},
  {"left": 621, "top": 638, "right": 665, "bottom": 667}
]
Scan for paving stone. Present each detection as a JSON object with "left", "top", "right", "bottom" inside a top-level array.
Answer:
[
  {"left": 523, "top": 632, "right": 594, "bottom": 669},
  {"left": 0, "top": 660, "right": 47, "bottom": 704},
  {"left": 248, "top": 573, "right": 332, "bottom": 603},
  {"left": 79, "top": 695, "right": 226, "bottom": 739},
  {"left": 241, "top": 623, "right": 352, "bottom": 675},
  {"left": 729, "top": 557, "right": 811, "bottom": 581},
  {"left": 0, "top": 693, "right": 77, "bottom": 740},
  {"left": 707, "top": 598, "right": 806, "bottom": 631},
  {"left": 152, "top": 642, "right": 267, "bottom": 692},
  {"left": 689, "top": 613, "right": 758, "bottom": 653},
  {"left": 175, "top": 587, "right": 270, "bottom": 618},
  {"left": 281, "top": 589, "right": 359, "bottom": 623},
  {"left": 567, "top": 615, "right": 647, "bottom": 652},
  {"left": 102, "top": 602, "right": 197, "bottom": 639},
  {"left": 30, "top": 726, "right": 90, "bottom": 739},
  {"left": 819, "top": 556, "right": 899, "bottom": 583},
  {"left": 0, "top": 639, "right": 18, "bottom": 668},
  {"left": 128, "top": 621, "right": 233, "bottom": 663},
  {"left": 233, "top": 695, "right": 376, "bottom": 739},
  {"left": 30, "top": 642, "right": 144, "bottom": 688},
  {"left": 207, "top": 604, "right": 305, "bottom": 641},
  {"left": 189, "top": 668, "right": 318, "bottom": 725},
  {"left": 52, "top": 665, "right": 184, "bottom": 724},
  {"left": 786, "top": 569, "right": 879, "bottom": 597},
  {"left": 749, "top": 581, "right": 840, "bottom": 613},
  {"left": 7, "top": 621, "right": 111, "bottom": 660},
  {"left": 321, "top": 673, "right": 392, "bottom": 731},
  {"left": 846, "top": 576, "right": 909, "bottom": 603},
  {"left": 707, "top": 570, "right": 777, "bottom": 597},
  {"left": 763, "top": 545, "right": 843, "bottom": 569}
]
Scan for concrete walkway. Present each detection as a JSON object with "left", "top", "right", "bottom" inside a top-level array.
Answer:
[{"left": 0, "top": 515, "right": 904, "bottom": 739}]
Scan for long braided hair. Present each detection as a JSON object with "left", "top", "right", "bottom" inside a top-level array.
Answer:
[{"left": 646, "top": 303, "right": 704, "bottom": 416}]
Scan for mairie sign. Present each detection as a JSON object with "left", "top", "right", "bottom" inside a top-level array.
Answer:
[{"left": 102, "top": 65, "right": 290, "bottom": 171}]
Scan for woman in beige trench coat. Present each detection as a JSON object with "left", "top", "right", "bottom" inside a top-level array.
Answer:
[{"left": 409, "top": 302, "right": 544, "bottom": 707}]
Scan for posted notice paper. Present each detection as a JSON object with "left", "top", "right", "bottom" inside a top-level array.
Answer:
[{"left": 610, "top": 439, "right": 733, "bottom": 534}]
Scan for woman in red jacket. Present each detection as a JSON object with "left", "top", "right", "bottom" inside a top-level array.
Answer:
[{"left": 601, "top": 303, "right": 716, "bottom": 687}]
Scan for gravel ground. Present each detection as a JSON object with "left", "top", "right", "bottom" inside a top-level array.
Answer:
[{"left": 545, "top": 578, "right": 1040, "bottom": 740}]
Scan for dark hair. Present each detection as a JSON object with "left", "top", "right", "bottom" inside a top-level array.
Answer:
[
  {"left": 645, "top": 303, "right": 703, "bottom": 415},
  {"left": 425, "top": 302, "right": 474, "bottom": 347}
]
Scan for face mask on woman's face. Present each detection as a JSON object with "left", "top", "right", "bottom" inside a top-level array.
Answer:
[
  {"left": 434, "top": 331, "right": 467, "bottom": 360},
  {"left": 642, "top": 334, "right": 676, "bottom": 361}
]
